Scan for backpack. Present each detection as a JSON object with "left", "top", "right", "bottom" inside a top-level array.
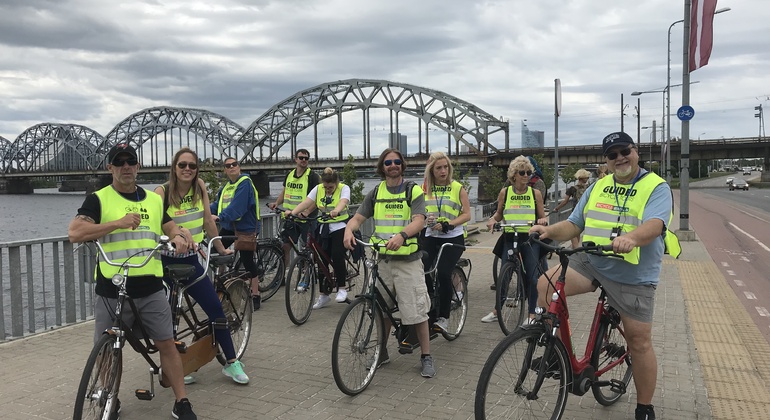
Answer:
[{"left": 370, "top": 180, "right": 418, "bottom": 207}]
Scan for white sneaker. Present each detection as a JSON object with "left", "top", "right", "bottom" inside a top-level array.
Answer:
[
  {"left": 312, "top": 294, "right": 331, "bottom": 309},
  {"left": 184, "top": 375, "right": 195, "bottom": 385},
  {"left": 521, "top": 317, "right": 535, "bottom": 326},
  {"left": 435, "top": 317, "right": 449, "bottom": 332},
  {"left": 335, "top": 288, "right": 348, "bottom": 303},
  {"left": 481, "top": 311, "right": 497, "bottom": 323}
]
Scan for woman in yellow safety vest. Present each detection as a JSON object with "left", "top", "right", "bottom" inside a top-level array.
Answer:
[
  {"left": 290, "top": 167, "right": 351, "bottom": 309},
  {"left": 155, "top": 148, "right": 249, "bottom": 385},
  {"left": 422, "top": 151, "right": 471, "bottom": 333},
  {"left": 483, "top": 155, "right": 548, "bottom": 325}
]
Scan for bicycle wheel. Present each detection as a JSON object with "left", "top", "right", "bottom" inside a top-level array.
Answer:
[
  {"left": 73, "top": 333, "right": 123, "bottom": 420},
  {"left": 496, "top": 261, "right": 527, "bottom": 335},
  {"left": 285, "top": 254, "right": 316, "bottom": 325},
  {"left": 345, "top": 253, "right": 369, "bottom": 299},
  {"left": 256, "top": 245, "right": 285, "bottom": 301},
  {"left": 591, "top": 309, "right": 633, "bottom": 406},
  {"left": 218, "top": 277, "right": 252, "bottom": 363},
  {"left": 441, "top": 266, "right": 468, "bottom": 340},
  {"left": 331, "top": 297, "right": 385, "bottom": 396},
  {"left": 475, "top": 327, "right": 569, "bottom": 420},
  {"left": 492, "top": 255, "right": 500, "bottom": 287}
]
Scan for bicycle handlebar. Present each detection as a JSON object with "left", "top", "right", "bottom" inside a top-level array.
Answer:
[{"left": 529, "top": 233, "right": 616, "bottom": 257}]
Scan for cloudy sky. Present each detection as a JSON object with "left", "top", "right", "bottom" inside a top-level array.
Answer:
[{"left": 1, "top": 0, "right": 767, "bottom": 159}]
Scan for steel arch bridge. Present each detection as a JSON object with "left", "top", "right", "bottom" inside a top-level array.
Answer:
[
  {"left": 4, "top": 124, "right": 106, "bottom": 173},
  {"left": 240, "top": 78, "right": 508, "bottom": 161},
  {"left": 102, "top": 106, "right": 245, "bottom": 168}
]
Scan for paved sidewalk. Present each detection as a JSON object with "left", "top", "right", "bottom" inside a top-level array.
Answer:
[{"left": 1, "top": 221, "right": 769, "bottom": 419}]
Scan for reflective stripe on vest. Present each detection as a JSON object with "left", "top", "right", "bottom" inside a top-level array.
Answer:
[
  {"left": 217, "top": 175, "right": 260, "bottom": 222},
  {"left": 372, "top": 182, "right": 420, "bottom": 255},
  {"left": 94, "top": 186, "right": 164, "bottom": 278},
  {"left": 502, "top": 186, "right": 536, "bottom": 233},
  {"left": 166, "top": 185, "right": 204, "bottom": 242},
  {"left": 582, "top": 172, "right": 681, "bottom": 264},
  {"left": 316, "top": 182, "right": 349, "bottom": 223}
]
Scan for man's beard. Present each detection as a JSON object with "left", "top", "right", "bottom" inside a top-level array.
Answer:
[{"left": 614, "top": 165, "right": 634, "bottom": 178}]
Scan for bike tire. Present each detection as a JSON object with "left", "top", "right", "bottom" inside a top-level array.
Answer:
[
  {"left": 345, "top": 251, "right": 367, "bottom": 298},
  {"left": 496, "top": 261, "right": 527, "bottom": 335},
  {"left": 217, "top": 278, "right": 253, "bottom": 364},
  {"left": 474, "top": 327, "right": 569, "bottom": 420},
  {"left": 256, "top": 245, "right": 285, "bottom": 301},
  {"left": 441, "top": 266, "right": 468, "bottom": 341},
  {"left": 331, "top": 297, "right": 385, "bottom": 396},
  {"left": 492, "top": 255, "right": 500, "bottom": 287},
  {"left": 285, "top": 254, "right": 315, "bottom": 325},
  {"left": 73, "top": 333, "right": 123, "bottom": 420},
  {"left": 591, "top": 308, "right": 633, "bottom": 406}
]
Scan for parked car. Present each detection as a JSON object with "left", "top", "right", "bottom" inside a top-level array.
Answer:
[
  {"left": 725, "top": 177, "right": 734, "bottom": 185},
  {"left": 729, "top": 178, "right": 749, "bottom": 191}
]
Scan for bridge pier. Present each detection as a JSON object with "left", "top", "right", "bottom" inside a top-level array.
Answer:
[
  {"left": 0, "top": 178, "right": 33, "bottom": 194},
  {"left": 59, "top": 179, "right": 91, "bottom": 192},
  {"left": 250, "top": 171, "right": 270, "bottom": 199},
  {"left": 86, "top": 176, "right": 113, "bottom": 195}
]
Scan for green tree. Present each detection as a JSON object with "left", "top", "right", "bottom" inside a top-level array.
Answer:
[
  {"left": 478, "top": 165, "right": 506, "bottom": 202},
  {"left": 560, "top": 163, "right": 584, "bottom": 185},
  {"left": 341, "top": 154, "right": 366, "bottom": 204},
  {"left": 199, "top": 163, "right": 224, "bottom": 202},
  {"left": 453, "top": 160, "right": 473, "bottom": 195}
]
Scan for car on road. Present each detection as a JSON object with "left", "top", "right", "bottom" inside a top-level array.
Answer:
[
  {"left": 725, "top": 177, "right": 734, "bottom": 185},
  {"left": 743, "top": 168, "right": 752, "bottom": 175},
  {"left": 729, "top": 178, "right": 749, "bottom": 191}
]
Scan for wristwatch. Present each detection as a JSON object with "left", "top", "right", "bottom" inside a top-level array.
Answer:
[{"left": 398, "top": 231, "right": 409, "bottom": 241}]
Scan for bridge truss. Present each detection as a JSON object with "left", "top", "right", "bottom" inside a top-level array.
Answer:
[
  {"left": 240, "top": 79, "right": 509, "bottom": 161},
  {"left": 3, "top": 124, "right": 106, "bottom": 173}
]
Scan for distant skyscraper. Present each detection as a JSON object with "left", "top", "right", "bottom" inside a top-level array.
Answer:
[
  {"left": 389, "top": 133, "right": 407, "bottom": 153},
  {"left": 521, "top": 121, "right": 545, "bottom": 149}
]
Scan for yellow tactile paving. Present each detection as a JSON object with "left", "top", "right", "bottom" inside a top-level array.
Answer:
[{"left": 679, "top": 259, "right": 770, "bottom": 419}]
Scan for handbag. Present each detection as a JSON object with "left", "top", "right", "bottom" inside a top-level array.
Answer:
[{"left": 233, "top": 229, "right": 257, "bottom": 252}]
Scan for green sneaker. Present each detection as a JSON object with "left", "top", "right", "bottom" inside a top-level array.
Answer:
[{"left": 222, "top": 360, "right": 249, "bottom": 384}]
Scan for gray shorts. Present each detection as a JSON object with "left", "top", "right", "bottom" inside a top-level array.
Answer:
[
  {"left": 569, "top": 253, "right": 656, "bottom": 323},
  {"left": 378, "top": 257, "right": 430, "bottom": 325},
  {"left": 93, "top": 290, "right": 173, "bottom": 344}
]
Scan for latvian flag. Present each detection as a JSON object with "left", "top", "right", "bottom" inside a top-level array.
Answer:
[{"left": 689, "top": 0, "right": 718, "bottom": 72}]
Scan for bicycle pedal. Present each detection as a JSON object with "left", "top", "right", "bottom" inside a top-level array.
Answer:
[
  {"left": 609, "top": 379, "right": 627, "bottom": 394},
  {"left": 135, "top": 389, "right": 154, "bottom": 400},
  {"left": 397, "top": 342, "right": 416, "bottom": 354},
  {"left": 175, "top": 341, "right": 188, "bottom": 353}
]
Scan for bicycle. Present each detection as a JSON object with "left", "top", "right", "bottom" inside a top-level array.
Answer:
[
  {"left": 284, "top": 213, "right": 364, "bottom": 325},
  {"left": 474, "top": 234, "right": 633, "bottom": 419},
  {"left": 493, "top": 222, "right": 545, "bottom": 335},
  {"left": 72, "top": 236, "right": 246, "bottom": 419},
  {"left": 228, "top": 221, "right": 285, "bottom": 302},
  {"left": 330, "top": 238, "right": 469, "bottom": 396}
]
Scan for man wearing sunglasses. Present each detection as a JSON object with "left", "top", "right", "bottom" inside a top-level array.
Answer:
[
  {"left": 529, "top": 131, "right": 681, "bottom": 420},
  {"left": 68, "top": 143, "right": 198, "bottom": 419},
  {"left": 343, "top": 148, "right": 437, "bottom": 378},
  {"left": 268, "top": 149, "right": 321, "bottom": 269}
]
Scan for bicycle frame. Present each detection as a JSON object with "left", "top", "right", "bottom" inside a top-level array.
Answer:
[{"left": 531, "top": 239, "right": 630, "bottom": 396}]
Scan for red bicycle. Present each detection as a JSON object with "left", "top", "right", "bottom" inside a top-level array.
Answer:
[{"left": 475, "top": 234, "right": 633, "bottom": 419}]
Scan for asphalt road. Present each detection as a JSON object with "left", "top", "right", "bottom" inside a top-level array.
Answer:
[{"left": 682, "top": 172, "right": 770, "bottom": 345}]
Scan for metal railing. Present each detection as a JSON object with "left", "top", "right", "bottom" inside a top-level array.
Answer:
[{"left": 1, "top": 208, "right": 374, "bottom": 342}]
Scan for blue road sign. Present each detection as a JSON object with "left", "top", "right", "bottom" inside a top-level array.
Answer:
[{"left": 677, "top": 105, "right": 695, "bottom": 121}]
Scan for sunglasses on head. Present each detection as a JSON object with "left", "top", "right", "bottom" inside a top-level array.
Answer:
[
  {"left": 112, "top": 158, "right": 138, "bottom": 167},
  {"left": 224, "top": 162, "right": 239, "bottom": 169},
  {"left": 296, "top": 156, "right": 309, "bottom": 161},
  {"left": 605, "top": 147, "right": 633, "bottom": 160},
  {"left": 384, "top": 159, "right": 402, "bottom": 167},
  {"left": 177, "top": 162, "right": 198, "bottom": 170},
  {"left": 517, "top": 170, "right": 532, "bottom": 176}
]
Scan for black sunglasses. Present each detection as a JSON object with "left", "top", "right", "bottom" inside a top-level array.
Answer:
[
  {"left": 384, "top": 159, "right": 402, "bottom": 167},
  {"left": 296, "top": 156, "right": 309, "bottom": 161},
  {"left": 517, "top": 170, "right": 533, "bottom": 176},
  {"left": 112, "top": 158, "right": 138, "bottom": 167},
  {"left": 224, "top": 162, "right": 239, "bottom": 169},
  {"left": 605, "top": 147, "right": 633, "bottom": 160},
  {"left": 177, "top": 162, "right": 198, "bottom": 170}
]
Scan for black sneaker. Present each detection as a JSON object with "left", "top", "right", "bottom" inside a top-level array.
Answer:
[
  {"left": 530, "top": 353, "right": 561, "bottom": 379},
  {"left": 252, "top": 295, "right": 261, "bottom": 310},
  {"left": 172, "top": 398, "right": 197, "bottom": 420},
  {"left": 635, "top": 404, "right": 656, "bottom": 420}
]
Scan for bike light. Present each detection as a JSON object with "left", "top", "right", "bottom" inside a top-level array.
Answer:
[
  {"left": 552, "top": 292, "right": 559, "bottom": 301},
  {"left": 535, "top": 307, "right": 544, "bottom": 315},
  {"left": 112, "top": 273, "right": 125, "bottom": 286},
  {"left": 365, "top": 260, "right": 374, "bottom": 269}
]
